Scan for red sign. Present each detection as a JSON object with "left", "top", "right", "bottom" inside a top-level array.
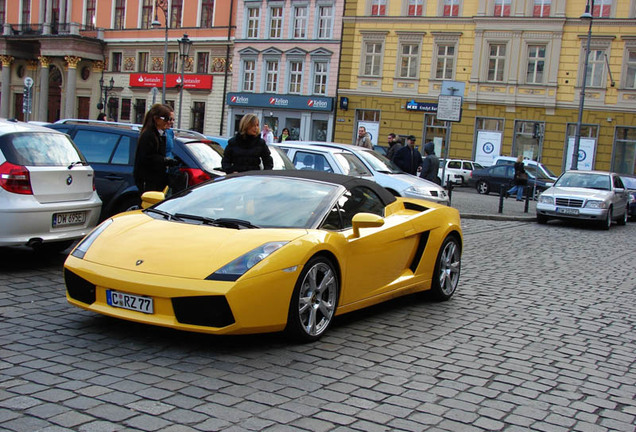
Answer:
[{"left": 129, "top": 73, "right": 212, "bottom": 90}]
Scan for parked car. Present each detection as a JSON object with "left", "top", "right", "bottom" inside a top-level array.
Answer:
[
  {"left": 276, "top": 141, "right": 449, "bottom": 205},
  {"left": 620, "top": 175, "right": 636, "bottom": 220},
  {"left": 493, "top": 156, "right": 558, "bottom": 181},
  {"left": 536, "top": 170, "right": 629, "bottom": 229},
  {"left": 63, "top": 170, "right": 462, "bottom": 341},
  {"left": 0, "top": 119, "right": 101, "bottom": 251},
  {"left": 468, "top": 164, "right": 553, "bottom": 198},
  {"left": 437, "top": 159, "right": 484, "bottom": 186}
]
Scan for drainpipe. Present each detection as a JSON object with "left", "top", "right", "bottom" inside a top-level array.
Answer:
[{"left": 219, "top": 0, "right": 234, "bottom": 136}]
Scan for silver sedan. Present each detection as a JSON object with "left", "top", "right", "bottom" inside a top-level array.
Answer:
[{"left": 536, "top": 170, "right": 629, "bottom": 229}]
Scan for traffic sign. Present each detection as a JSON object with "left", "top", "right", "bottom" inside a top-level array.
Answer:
[
  {"left": 24, "top": 77, "right": 34, "bottom": 89},
  {"left": 436, "top": 95, "right": 462, "bottom": 122}
]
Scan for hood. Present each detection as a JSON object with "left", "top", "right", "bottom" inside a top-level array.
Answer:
[
  {"left": 83, "top": 213, "right": 307, "bottom": 279},
  {"left": 545, "top": 186, "right": 612, "bottom": 200},
  {"left": 423, "top": 142, "right": 435, "bottom": 155}
]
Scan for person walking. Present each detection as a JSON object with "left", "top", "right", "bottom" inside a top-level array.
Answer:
[
  {"left": 261, "top": 124, "right": 274, "bottom": 144},
  {"left": 222, "top": 114, "right": 273, "bottom": 173},
  {"left": 355, "top": 126, "right": 372, "bottom": 149},
  {"left": 506, "top": 155, "right": 528, "bottom": 201},
  {"left": 420, "top": 142, "right": 440, "bottom": 184},
  {"left": 133, "top": 104, "right": 178, "bottom": 194},
  {"left": 393, "top": 135, "right": 422, "bottom": 175}
]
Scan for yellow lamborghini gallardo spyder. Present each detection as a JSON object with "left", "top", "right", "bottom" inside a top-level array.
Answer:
[{"left": 64, "top": 170, "right": 462, "bottom": 341}]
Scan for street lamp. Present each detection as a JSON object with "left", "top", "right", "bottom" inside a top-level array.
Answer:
[
  {"left": 571, "top": 0, "right": 594, "bottom": 170},
  {"left": 151, "top": 0, "right": 169, "bottom": 105},
  {"left": 177, "top": 33, "right": 192, "bottom": 130},
  {"left": 99, "top": 76, "right": 115, "bottom": 118}
]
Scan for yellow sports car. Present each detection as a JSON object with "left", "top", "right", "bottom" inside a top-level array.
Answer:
[{"left": 64, "top": 171, "right": 462, "bottom": 341}]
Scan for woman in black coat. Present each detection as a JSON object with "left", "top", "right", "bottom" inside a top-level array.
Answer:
[
  {"left": 222, "top": 114, "right": 273, "bottom": 173},
  {"left": 506, "top": 155, "right": 528, "bottom": 201}
]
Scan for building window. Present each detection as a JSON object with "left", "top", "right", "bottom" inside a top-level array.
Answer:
[
  {"left": 141, "top": 0, "right": 153, "bottom": 29},
  {"left": 593, "top": 0, "right": 611, "bottom": 18},
  {"left": 363, "top": 42, "right": 383, "bottom": 76},
  {"left": 197, "top": 52, "right": 209, "bottom": 73},
  {"left": 317, "top": 6, "right": 333, "bottom": 39},
  {"left": 407, "top": 0, "right": 424, "bottom": 16},
  {"left": 170, "top": 0, "right": 183, "bottom": 28},
  {"left": 443, "top": 0, "right": 460, "bottom": 16},
  {"left": 626, "top": 49, "right": 636, "bottom": 89},
  {"left": 246, "top": 7, "right": 260, "bottom": 38},
  {"left": 585, "top": 49, "right": 606, "bottom": 87},
  {"left": 112, "top": 52, "right": 122, "bottom": 72},
  {"left": 488, "top": 44, "right": 506, "bottom": 82},
  {"left": 85, "top": 0, "right": 96, "bottom": 29},
  {"left": 612, "top": 127, "right": 636, "bottom": 175},
  {"left": 201, "top": 0, "right": 214, "bottom": 27},
  {"left": 526, "top": 45, "right": 546, "bottom": 84},
  {"left": 114, "top": 0, "right": 126, "bottom": 29},
  {"left": 265, "top": 60, "right": 279, "bottom": 93},
  {"left": 22, "top": 0, "right": 31, "bottom": 25},
  {"left": 138, "top": 52, "right": 149, "bottom": 72},
  {"left": 435, "top": 44, "right": 455, "bottom": 79},
  {"left": 0, "top": 1, "right": 5, "bottom": 26},
  {"left": 120, "top": 98, "right": 131, "bottom": 121},
  {"left": 288, "top": 61, "right": 303, "bottom": 94},
  {"left": 313, "top": 62, "right": 328, "bottom": 95},
  {"left": 168, "top": 52, "right": 178, "bottom": 73},
  {"left": 371, "top": 0, "right": 387, "bottom": 16},
  {"left": 242, "top": 59, "right": 255, "bottom": 92},
  {"left": 134, "top": 99, "right": 146, "bottom": 124},
  {"left": 493, "top": 0, "right": 510, "bottom": 17},
  {"left": 269, "top": 6, "right": 283, "bottom": 38},
  {"left": 293, "top": 6, "right": 307, "bottom": 38},
  {"left": 533, "top": 0, "right": 551, "bottom": 17},
  {"left": 398, "top": 43, "right": 420, "bottom": 78}
]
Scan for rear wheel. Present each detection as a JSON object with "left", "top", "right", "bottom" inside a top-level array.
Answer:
[
  {"left": 286, "top": 256, "right": 339, "bottom": 342},
  {"left": 429, "top": 235, "right": 461, "bottom": 301},
  {"left": 476, "top": 180, "right": 489, "bottom": 195}
]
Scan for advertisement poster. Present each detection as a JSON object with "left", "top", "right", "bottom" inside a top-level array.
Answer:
[
  {"left": 565, "top": 137, "right": 596, "bottom": 171},
  {"left": 475, "top": 131, "right": 503, "bottom": 166},
  {"left": 358, "top": 121, "right": 380, "bottom": 146}
]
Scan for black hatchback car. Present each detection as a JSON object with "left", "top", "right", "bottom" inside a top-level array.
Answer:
[
  {"left": 47, "top": 120, "right": 226, "bottom": 220},
  {"left": 468, "top": 164, "right": 554, "bottom": 199}
]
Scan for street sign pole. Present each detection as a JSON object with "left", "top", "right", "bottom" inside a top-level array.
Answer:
[{"left": 23, "top": 77, "right": 34, "bottom": 122}]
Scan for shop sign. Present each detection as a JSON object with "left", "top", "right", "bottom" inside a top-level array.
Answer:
[
  {"left": 227, "top": 93, "right": 333, "bottom": 112},
  {"left": 406, "top": 100, "right": 437, "bottom": 112},
  {"left": 129, "top": 73, "right": 212, "bottom": 90}
]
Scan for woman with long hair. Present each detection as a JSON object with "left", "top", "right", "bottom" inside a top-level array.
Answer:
[{"left": 222, "top": 114, "right": 273, "bottom": 173}]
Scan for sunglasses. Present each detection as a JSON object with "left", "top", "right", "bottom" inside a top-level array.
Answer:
[{"left": 159, "top": 116, "right": 175, "bottom": 122}]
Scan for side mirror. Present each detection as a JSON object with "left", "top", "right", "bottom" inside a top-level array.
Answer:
[
  {"left": 349, "top": 213, "right": 384, "bottom": 239},
  {"left": 140, "top": 191, "right": 166, "bottom": 209}
]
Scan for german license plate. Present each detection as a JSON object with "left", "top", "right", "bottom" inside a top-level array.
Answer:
[
  {"left": 557, "top": 208, "right": 579, "bottom": 215},
  {"left": 106, "top": 290, "right": 154, "bottom": 314},
  {"left": 52, "top": 211, "right": 86, "bottom": 227}
]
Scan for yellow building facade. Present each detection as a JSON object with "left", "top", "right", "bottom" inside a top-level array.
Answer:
[{"left": 335, "top": 0, "right": 636, "bottom": 176}]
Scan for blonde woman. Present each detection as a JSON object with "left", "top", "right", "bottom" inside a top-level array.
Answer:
[
  {"left": 222, "top": 114, "right": 273, "bottom": 173},
  {"left": 506, "top": 155, "right": 528, "bottom": 201}
]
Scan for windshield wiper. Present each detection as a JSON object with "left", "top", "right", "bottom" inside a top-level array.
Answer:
[
  {"left": 174, "top": 213, "right": 217, "bottom": 225},
  {"left": 212, "top": 218, "right": 260, "bottom": 229},
  {"left": 67, "top": 161, "right": 88, "bottom": 169},
  {"left": 145, "top": 208, "right": 182, "bottom": 221}
]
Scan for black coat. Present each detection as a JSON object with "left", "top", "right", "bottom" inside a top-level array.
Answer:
[
  {"left": 513, "top": 162, "right": 528, "bottom": 186},
  {"left": 393, "top": 145, "right": 422, "bottom": 175},
  {"left": 134, "top": 127, "right": 168, "bottom": 193},
  {"left": 222, "top": 134, "right": 273, "bottom": 173}
]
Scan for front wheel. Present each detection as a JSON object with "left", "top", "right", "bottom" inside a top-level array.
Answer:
[
  {"left": 600, "top": 208, "right": 612, "bottom": 230},
  {"left": 429, "top": 235, "right": 461, "bottom": 301},
  {"left": 536, "top": 214, "right": 548, "bottom": 225},
  {"left": 476, "top": 180, "right": 489, "bottom": 195},
  {"left": 286, "top": 256, "right": 339, "bottom": 342},
  {"left": 617, "top": 208, "right": 628, "bottom": 226}
]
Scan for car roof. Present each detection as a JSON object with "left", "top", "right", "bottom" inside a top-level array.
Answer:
[
  {"left": 224, "top": 170, "right": 397, "bottom": 206},
  {"left": 0, "top": 118, "right": 67, "bottom": 135},
  {"left": 274, "top": 142, "right": 351, "bottom": 154}
]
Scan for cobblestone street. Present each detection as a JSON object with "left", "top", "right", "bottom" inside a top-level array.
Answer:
[{"left": 1, "top": 218, "right": 635, "bottom": 432}]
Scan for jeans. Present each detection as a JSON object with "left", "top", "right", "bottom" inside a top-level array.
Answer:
[{"left": 507, "top": 185, "right": 525, "bottom": 201}]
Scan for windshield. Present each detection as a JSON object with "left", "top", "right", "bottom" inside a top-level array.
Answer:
[
  {"left": 153, "top": 176, "right": 338, "bottom": 228},
  {"left": 621, "top": 176, "right": 636, "bottom": 189},
  {"left": 184, "top": 142, "right": 223, "bottom": 173},
  {"left": 538, "top": 164, "right": 557, "bottom": 178},
  {"left": 555, "top": 172, "right": 611, "bottom": 190},
  {"left": 356, "top": 149, "right": 403, "bottom": 174},
  {"left": 332, "top": 152, "right": 372, "bottom": 176}
]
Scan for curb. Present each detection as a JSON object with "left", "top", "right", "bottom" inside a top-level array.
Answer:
[{"left": 460, "top": 213, "right": 537, "bottom": 222}]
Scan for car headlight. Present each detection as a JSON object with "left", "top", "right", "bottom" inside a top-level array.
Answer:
[
  {"left": 585, "top": 200, "right": 607, "bottom": 209},
  {"left": 538, "top": 195, "right": 553, "bottom": 204},
  {"left": 207, "top": 241, "right": 288, "bottom": 281},
  {"left": 405, "top": 186, "right": 446, "bottom": 198},
  {"left": 71, "top": 218, "right": 113, "bottom": 259}
]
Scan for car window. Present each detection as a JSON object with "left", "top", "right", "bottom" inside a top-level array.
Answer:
[
  {"left": 111, "top": 136, "right": 133, "bottom": 165},
  {"left": 293, "top": 151, "right": 332, "bottom": 172},
  {"left": 613, "top": 175, "right": 624, "bottom": 190},
  {"left": 0, "top": 132, "right": 83, "bottom": 166},
  {"left": 269, "top": 146, "right": 295, "bottom": 170},
  {"left": 184, "top": 142, "right": 223, "bottom": 172},
  {"left": 328, "top": 186, "right": 385, "bottom": 230},
  {"left": 448, "top": 161, "right": 461, "bottom": 169},
  {"left": 462, "top": 162, "right": 472, "bottom": 170},
  {"left": 491, "top": 166, "right": 509, "bottom": 176},
  {"left": 620, "top": 176, "right": 636, "bottom": 189},
  {"left": 474, "top": 163, "right": 484, "bottom": 169},
  {"left": 333, "top": 153, "right": 372, "bottom": 176},
  {"left": 73, "top": 130, "right": 122, "bottom": 163}
]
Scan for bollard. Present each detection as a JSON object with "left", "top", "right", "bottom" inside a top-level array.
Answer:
[
  {"left": 524, "top": 187, "right": 530, "bottom": 213},
  {"left": 498, "top": 186, "right": 504, "bottom": 213},
  {"left": 446, "top": 178, "right": 453, "bottom": 206}
]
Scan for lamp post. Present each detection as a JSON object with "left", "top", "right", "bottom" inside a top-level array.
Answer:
[
  {"left": 99, "top": 76, "right": 115, "bottom": 118},
  {"left": 571, "top": 0, "right": 594, "bottom": 171},
  {"left": 177, "top": 33, "right": 192, "bottom": 130},
  {"left": 151, "top": 0, "right": 169, "bottom": 105}
]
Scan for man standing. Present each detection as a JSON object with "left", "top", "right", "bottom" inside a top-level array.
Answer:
[
  {"left": 420, "top": 142, "right": 440, "bottom": 184},
  {"left": 261, "top": 124, "right": 274, "bottom": 144},
  {"left": 386, "top": 134, "right": 403, "bottom": 161},
  {"left": 355, "top": 126, "right": 372, "bottom": 149},
  {"left": 393, "top": 135, "right": 422, "bottom": 175}
]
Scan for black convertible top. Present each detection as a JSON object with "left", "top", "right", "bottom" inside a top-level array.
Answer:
[{"left": 225, "top": 170, "right": 398, "bottom": 206}]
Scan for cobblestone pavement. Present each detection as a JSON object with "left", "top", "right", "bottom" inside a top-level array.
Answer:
[{"left": 1, "top": 218, "right": 635, "bottom": 432}]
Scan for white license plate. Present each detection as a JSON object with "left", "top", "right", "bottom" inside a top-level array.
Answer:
[
  {"left": 106, "top": 290, "right": 154, "bottom": 314},
  {"left": 52, "top": 211, "right": 86, "bottom": 227},
  {"left": 557, "top": 208, "right": 579, "bottom": 215}
]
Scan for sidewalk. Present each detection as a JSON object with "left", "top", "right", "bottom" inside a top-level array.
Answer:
[{"left": 447, "top": 188, "right": 537, "bottom": 221}]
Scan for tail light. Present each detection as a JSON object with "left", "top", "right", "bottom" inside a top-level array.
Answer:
[
  {"left": 180, "top": 168, "right": 210, "bottom": 187},
  {"left": 0, "top": 162, "right": 33, "bottom": 194}
]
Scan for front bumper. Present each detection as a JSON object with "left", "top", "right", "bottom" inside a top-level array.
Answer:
[{"left": 536, "top": 203, "right": 608, "bottom": 221}]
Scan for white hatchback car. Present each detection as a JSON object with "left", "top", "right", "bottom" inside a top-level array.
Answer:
[
  {"left": 437, "top": 159, "right": 485, "bottom": 186},
  {"left": 0, "top": 119, "right": 102, "bottom": 251},
  {"left": 276, "top": 141, "right": 449, "bottom": 205}
]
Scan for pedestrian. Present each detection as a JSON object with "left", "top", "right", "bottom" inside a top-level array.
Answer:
[
  {"left": 420, "top": 141, "right": 440, "bottom": 184},
  {"left": 222, "top": 113, "right": 274, "bottom": 173},
  {"left": 393, "top": 135, "right": 422, "bottom": 175},
  {"left": 97, "top": 112, "right": 107, "bottom": 121},
  {"left": 506, "top": 155, "right": 528, "bottom": 201},
  {"left": 278, "top": 127, "right": 290, "bottom": 143},
  {"left": 355, "top": 126, "right": 372, "bottom": 149},
  {"left": 385, "top": 135, "right": 403, "bottom": 161},
  {"left": 261, "top": 123, "right": 274, "bottom": 144},
  {"left": 133, "top": 103, "right": 179, "bottom": 194}
]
